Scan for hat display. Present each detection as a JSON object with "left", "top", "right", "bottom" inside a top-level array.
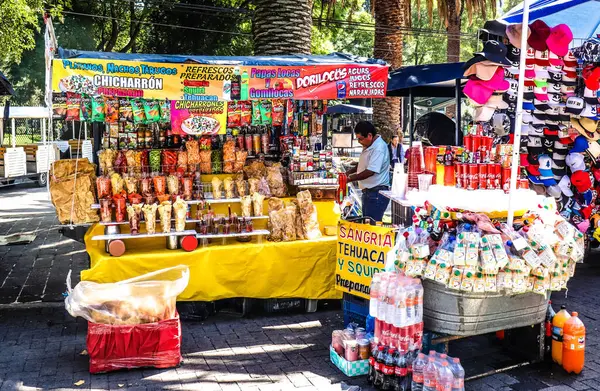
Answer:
[{"left": 528, "top": 20, "right": 551, "bottom": 51}]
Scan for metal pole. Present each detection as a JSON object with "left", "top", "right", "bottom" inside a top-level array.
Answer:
[
  {"left": 322, "top": 115, "right": 328, "bottom": 149},
  {"left": 507, "top": 0, "right": 531, "bottom": 227},
  {"left": 455, "top": 78, "right": 462, "bottom": 145},
  {"left": 408, "top": 89, "right": 414, "bottom": 147},
  {"left": 11, "top": 118, "right": 16, "bottom": 148}
]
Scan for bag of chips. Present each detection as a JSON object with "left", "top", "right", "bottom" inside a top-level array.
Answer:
[
  {"left": 272, "top": 99, "right": 284, "bottom": 126},
  {"left": 119, "top": 99, "right": 133, "bottom": 122},
  {"left": 131, "top": 99, "right": 146, "bottom": 124},
  {"left": 240, "top": 101, "right": 252, "bottom": 127},
  {"left": 227, "top": 102, "right": 241, "bottom": 128},
  {"left": 91, "top": 96, "right": 105, "bottom": 122},
  {"left": 52, "top": 92, "right": 67, "bottom": 119},
  {"left": 251, "top": 101, "right": 261, "bottom": 125},
  {"left": 66, "top": 93, "right": 81, "bottom": 122},
  {"left": 103, "top": 96, "right": 119, "bottom": 123},
  {"left": 80, "top": 95, "right": 92, "bottom": 122},
  {"left": 144, "top": 100, "right": 161, "bottom": 123},
  {"left": 160, "top": 100, "right": 170, "bottom": 123},
  {"left": 259, "top": 100, "right": 272, "bottom": 125}
]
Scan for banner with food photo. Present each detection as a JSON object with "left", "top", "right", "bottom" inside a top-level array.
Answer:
[{"left": 170, "top": 100, "right": 228, "bottom": 136}]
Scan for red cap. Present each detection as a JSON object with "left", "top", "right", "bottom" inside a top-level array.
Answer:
[
  {"left": 181, "top": 235, "right": 198, "bottom": 252},
  {"left": 571, "top": 170, "right": 592, "bottom": 193}
]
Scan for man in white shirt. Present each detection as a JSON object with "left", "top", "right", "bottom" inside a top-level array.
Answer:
[{"left": 347, "top": 121, "right": 390, "bottom": 222}]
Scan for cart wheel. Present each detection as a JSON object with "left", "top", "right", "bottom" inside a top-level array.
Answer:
[{"left": 37, "top": 172, "right": 47, "bottom": 187}]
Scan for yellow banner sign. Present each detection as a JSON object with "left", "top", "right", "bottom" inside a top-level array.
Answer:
[
  {"left": 52, "top": 58, "right": 389, "bottom": 101},
  {"left": 335, "top": 221, "right": 396, "bottom": 300}
]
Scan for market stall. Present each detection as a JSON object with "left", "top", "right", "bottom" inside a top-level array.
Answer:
[
  {"left": 48, "top": 49, "right": 389, "bottom": 302},
  {"left": 330, "top": 16, "right": 592, "bottom": 385}
]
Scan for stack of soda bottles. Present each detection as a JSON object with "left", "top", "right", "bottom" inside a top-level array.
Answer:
[{"left": 367, "top": 272, "right": 425, "bottom": 390}]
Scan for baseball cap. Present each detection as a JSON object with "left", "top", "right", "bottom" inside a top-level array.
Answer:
[
  {"left": 583, "top": 87, "right": 599, "bottom": 104},
  {"left": 565, "top": 97, "right": 585, "bottom": 115},
  {"left": 571, "top": 170, "right": 592, "bottom": 193},
  {"left": 557, "top": 175, "right": 574, "bottom": 196},
  {"left": 548, "top": 51, "right": 564, "bottom": 67},
  {"left": 535, "top": 50, "right": 550, "bottom": 66},
  {"left": 583, "top": 65, "right": 600, "bottom": 90},
  {"left": 547, "top": 81, "right": 562, "bottom": 94},
  {"left": 538, "top": 154, "right": 554, "bottom": 178},
  {"left": 566, "top": 152, "right": 586, "bottom": 172},
  {"left": 571, "top": 135, "right": 590, "bottom": 153}
]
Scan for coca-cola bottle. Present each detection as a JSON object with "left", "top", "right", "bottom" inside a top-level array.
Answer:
[
  {"left": 394, "top": 350, "right": 409, "bottom": 391},
  {"left": 381, "top": 347, "right": 397, "bottom": 391},
  {"left": 368, "top": 344, "right": 380, "bottom": 384},
  {"left": 373, "top": 346, "right": 386, "bottom": 388}
]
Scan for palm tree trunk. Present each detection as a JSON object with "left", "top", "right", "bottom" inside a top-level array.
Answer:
[
  {"left": 372, "top": 0, "right": 409, "bottom": 142},
  {"left": 446, "top": 0, "right": 461, "bottom": 62},
  {"left": 253, "top": 0, "right": 312, "bottom": 55}
]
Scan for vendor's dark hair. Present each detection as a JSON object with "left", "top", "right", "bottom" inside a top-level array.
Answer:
[{"left": 354, "top": 121, "right": 377, "bottom": 137}]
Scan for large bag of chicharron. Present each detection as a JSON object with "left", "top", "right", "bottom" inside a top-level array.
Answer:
[{"left": 49, "top": 159, "right": 99, "bottom": 224}]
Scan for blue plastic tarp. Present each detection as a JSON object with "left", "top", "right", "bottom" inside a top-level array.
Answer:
[
  {"left": 58, "top": 48, "right": 387, "bottom": 66},
  {"left": 326, "top": 104, "right": 372, "bottom": 114},
  {"left": 501, "top": 0, "right": 600, "bottom": 39},
  {"left": 386, "top": 62, "right": 466, "bottom": 97}
]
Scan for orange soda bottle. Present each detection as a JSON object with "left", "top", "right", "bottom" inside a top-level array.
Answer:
[
  {"left": 562, "top": 312, "right": 585, "bottom": 374},
  {"left": 551, "top": 306, "right": 571, "bottom": 365}
]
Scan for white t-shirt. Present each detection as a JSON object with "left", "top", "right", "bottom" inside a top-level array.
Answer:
[{"left": 357, "top": 136, "right": 390, "bottom": 190}]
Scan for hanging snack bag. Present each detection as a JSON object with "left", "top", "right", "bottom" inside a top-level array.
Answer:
[
  {"left": 160, "top": 99, "right": 170, "bottom": 123},
  {"left": 103, "top": 96, "right": 119, "bottom": 123},
  {"left": 131, "top": 99, "right": 146, "bottom": 124},
  {"left": 227, "top": 102, "right": 241, "bottom": 128},
  {"left": 251, "top": 100, "right": 262, "bottom": 125},
  {"left": 65, "top": 93, "right": 81, "bottom": 121},
  {"left": 259, "top": 100, "right": 273, "bottom": 125},
  {"left": 91, "top": 95, "right": 105, "bottom": 122},
  {"left": 52, "top": 92, "right": 67, "bottom": 119},
  {"left": 119, "top": 98, "right": 133, "bottom": 122},
  {"left": 272, "top": 99, "right": 285, "bottom": 126},
  {"left": 240, "top": 101, "right": 252, "bottom": 127},
  {"left": 144, "top": 100, "right": 161, "bottom": 123},
  {"left": 80, "top": 95, "right": 92, "bottom": 121}
]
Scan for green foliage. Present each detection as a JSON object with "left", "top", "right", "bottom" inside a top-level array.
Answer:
[
  {"left": 0, "top": 0, "right": 43, "bottom": 64},
  {"left": 311, "top": 0, "right": 374, "bottom": 57}
]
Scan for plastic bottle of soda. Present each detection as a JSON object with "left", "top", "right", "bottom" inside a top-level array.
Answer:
[
  {"left": 381, "top": 347, "right": 396, "bottom": 391},
  {"left": 411, "top": 353, "right": 427, "bottom": 391},
  {"left": 423, "top": 356, "right": 437, "bottom": 391},
  {"left": 368, "top": 344, "right": 380, "bottom": 384},
  {"left": 376, "top": 275, "right": 390, "bottom": 343},
  {"left": 437, "top": 361, "right": 454, "bottom": 391},
  {"left": 373, "top": 346, "right": 386, "bottom": 388},
  {"left": 394, "top": 350, "right": 410, "bottom": 391},
  {"left": 562, "top": 312, "right": 586, "bottom": 374},
  {"left": 449, "top": 357, "right": 465, "bottom": 391},
  {"left": 552, "top": 305, "right": 571, "bottom": 365},
  {"left": 545, "top": 301, "right": 556, "bottom": 362}
]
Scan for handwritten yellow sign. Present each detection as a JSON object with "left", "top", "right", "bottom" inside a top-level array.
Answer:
[{"left": 335, "top": 221, "right": 395, "bottom": 299}]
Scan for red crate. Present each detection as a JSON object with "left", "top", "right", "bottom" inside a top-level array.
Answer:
[{"left": 86, "top": 313, "right": 182, "bottom": 374}]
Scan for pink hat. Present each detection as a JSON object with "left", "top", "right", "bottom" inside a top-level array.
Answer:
[
  {"left": 546, "top": 24, "right": 573, "bottom": 57},
  {"left": 485, "top": 67, "right": 510, "bottom": 91},
  {"left": 464, "top": 79, "right": 494, "bottom": 105}
]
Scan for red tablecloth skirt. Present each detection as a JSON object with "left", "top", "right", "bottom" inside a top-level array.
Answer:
[{"left": 86, "top": 314, "right": 182, "bottom": 374}]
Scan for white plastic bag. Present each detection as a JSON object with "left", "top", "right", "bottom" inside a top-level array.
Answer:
[
  {"left": 65, "top": 265, "right": 189, "bottom": 325},
  {"left": 391, "top": 163, "right": 407, "bottom": 198}
]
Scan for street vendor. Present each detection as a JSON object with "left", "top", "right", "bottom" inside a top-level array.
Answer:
[{"left": 347, "top": 121, "right": 390, "bottom": 222}]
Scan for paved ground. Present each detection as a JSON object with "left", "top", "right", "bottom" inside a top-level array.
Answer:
[
  {"left": 0, "top": 183, "right": 86, "bottom": 304},
  {"left": 1, "top": 182, "right": 600, "bottom": 390}
]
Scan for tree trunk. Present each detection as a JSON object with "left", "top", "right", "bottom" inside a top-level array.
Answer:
[
  {"left": 372, "top": 0, "right": 409, "bottom": 142},
  {"left": 253, "top": 0, "right": 312, "bottom": 55},
  {"left": 446, "top": 0, "right": 461, "bottom": 63}
]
